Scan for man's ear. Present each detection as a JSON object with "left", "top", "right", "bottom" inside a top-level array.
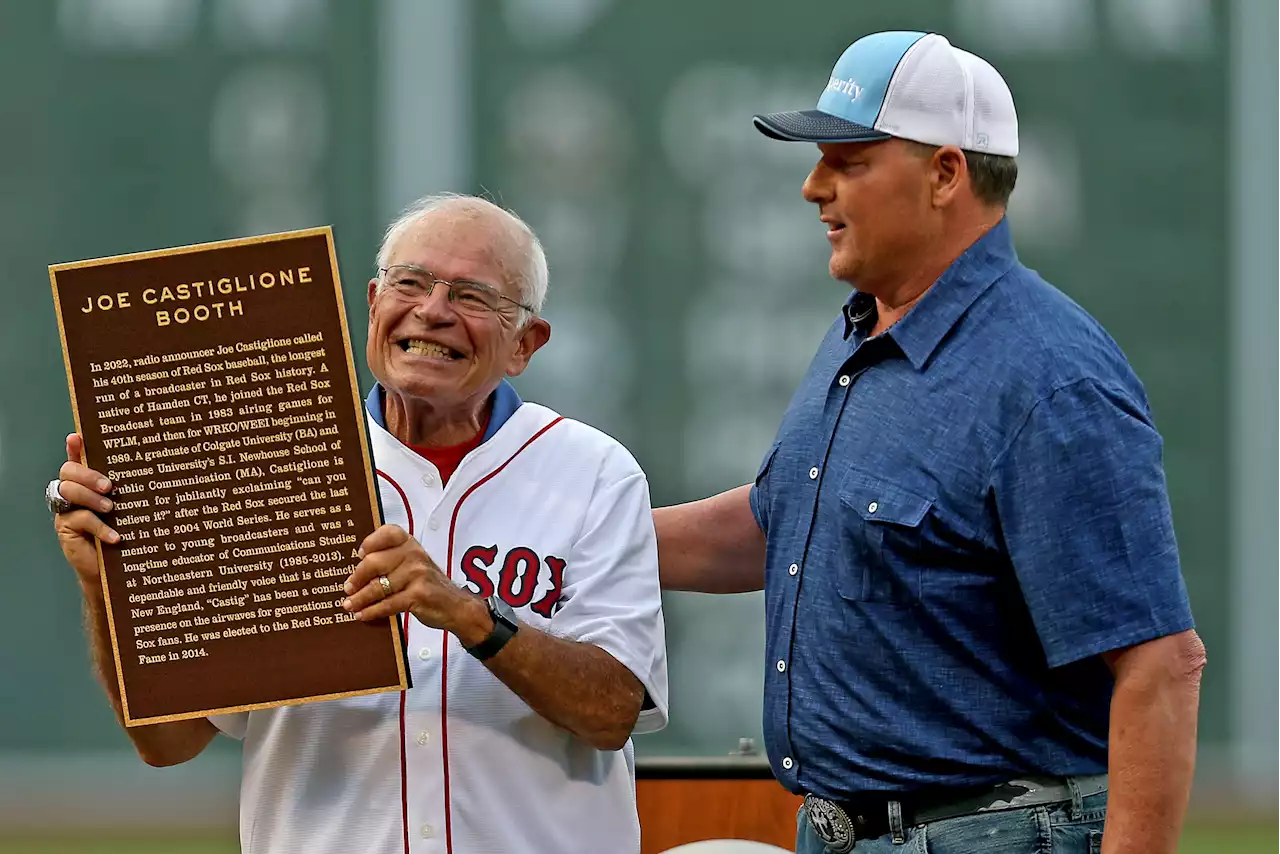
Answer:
[
  {"left": 931, "top": 145, "right": 968, "bottom": 208},
  {"left": 367, "top": 277, "right": 379, "bottom": 308},
  {"left": 505, "top": 317, "right": 551, "bottom": 378}
]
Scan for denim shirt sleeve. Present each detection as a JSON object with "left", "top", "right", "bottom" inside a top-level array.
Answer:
[
  {"left": 990, "top": 378, "right": 1194, "bottom": 668},
  {"left": 749, "top": 442, "right": 780, "bottom": 535}
]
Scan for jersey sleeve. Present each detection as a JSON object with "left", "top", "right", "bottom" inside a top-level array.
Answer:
[
  {"left": 208, "top": 711, "right": 249, "bottom": 740},
  {"left": 991, "top": 378, "right": 1195, "bottom": 668},
  {"left": 549, "top": 448, "right": 669, "bottom": 735}
]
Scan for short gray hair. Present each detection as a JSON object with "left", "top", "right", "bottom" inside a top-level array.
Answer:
[
  {"left": 908, "top": 143, "right": 1018, "bottom": 208},
  {"left": 962, "top": 150, "right": 1017, "bottom": 207},
  {"left": 376, "top": 192, "right": 549, "bottom": 317}
]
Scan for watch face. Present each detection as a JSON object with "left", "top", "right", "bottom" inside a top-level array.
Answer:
[{"left": 486, "top": 594, "right": 518, "bottom": 629}]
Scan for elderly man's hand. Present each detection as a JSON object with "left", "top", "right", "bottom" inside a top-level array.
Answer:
[
  {"left": 341, "top": 525, "right": 482, "bottom": 632},
  {"left": 54, "top": 433, "right": 121, "bottom": 587}
]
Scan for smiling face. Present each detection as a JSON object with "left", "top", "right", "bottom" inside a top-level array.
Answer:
[{"left": 366, "top": 209, "right": 550, "bottom": 422}]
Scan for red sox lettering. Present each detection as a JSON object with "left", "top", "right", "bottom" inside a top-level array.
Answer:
[{"left": 460, "top": 545, "right": 566, "bottom": 617}]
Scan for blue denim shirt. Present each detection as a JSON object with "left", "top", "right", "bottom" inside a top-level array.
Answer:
[{"left": 751, "top": 219, "right": 1193, "bottom": 798}]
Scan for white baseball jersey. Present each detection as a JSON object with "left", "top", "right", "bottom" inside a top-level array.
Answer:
[{"left": 211, "top": 385, "right": 668, "bottom": 854}]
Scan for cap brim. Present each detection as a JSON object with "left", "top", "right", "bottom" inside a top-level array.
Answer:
[{"left": 752, "top": 110, "right": 891, "bottom": 143}]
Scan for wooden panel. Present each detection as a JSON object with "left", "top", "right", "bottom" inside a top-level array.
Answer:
[{"left": 637, "top": 778, "right": 803, "bottom": 853}]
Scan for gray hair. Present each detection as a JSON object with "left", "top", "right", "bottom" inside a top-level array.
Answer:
[
  {"left": 907, "top": 142, "right": 1018, "bottom": 208},
  {"left": 376, "top": 192, "right": 549, "bottom": 318},
  {"left": 963, "top": 151, "right": 1017, "bottom": 207}
]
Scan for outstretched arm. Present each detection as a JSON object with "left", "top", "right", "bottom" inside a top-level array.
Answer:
[{"left": 653, "top": 485, "right": 767, "bottom": 593}]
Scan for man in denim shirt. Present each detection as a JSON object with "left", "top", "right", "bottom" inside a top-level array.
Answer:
[{"left": 656, "top": 31, "right": 1204, "bottom": 854}]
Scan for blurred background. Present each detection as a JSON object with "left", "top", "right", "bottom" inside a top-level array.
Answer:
[{"left": 0, "top": 0, "right": 1275, "bottom": 851}]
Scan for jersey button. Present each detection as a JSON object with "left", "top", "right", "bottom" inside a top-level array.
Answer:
[
  {"left": 418, "top": 647, "right": 432, "bottom": 661},
  {"left": 416, "top": 731, "right": 430, "bottom": 746},
  {"left": 788, "top": 563, "right": 798, "bottom": 576},
  {"left": 421, "top": 472, "right": 437, "bottom": 487},
  {"left": 421, "top": 824, "right": 434, "bottom": 838},
  {"left": 808, "top": 467, "right": 819, "bottom": 480},
  {"left": 782, "top": 756, "right": 794, "bottom": 770},
  {"left": 428, "top": 517, "right": 440, "bottom": 531},
  {"left": 838, "top": 374, "right": 851, "bottom": 387},
  {"left": 776, "top": 659, "right": 787, "bottom": 673}
]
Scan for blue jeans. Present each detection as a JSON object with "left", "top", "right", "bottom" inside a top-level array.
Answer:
[{"left": 797, "top": 791, "right": 1107, "bottom": 854}]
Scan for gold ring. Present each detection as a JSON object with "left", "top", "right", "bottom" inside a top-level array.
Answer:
[{"left": 377, "top": 575, "right": 392, "bottom": 598}]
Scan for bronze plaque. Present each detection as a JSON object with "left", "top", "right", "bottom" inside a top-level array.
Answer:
[{"left": 50, "top": 227, "right": 408, "bottom": 726}]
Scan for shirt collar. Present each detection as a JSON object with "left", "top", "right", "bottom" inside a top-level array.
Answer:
[
  {"left": 365, "top": 379, "right": 523, "bottom": 443},
  {"left": 842, "top": 217, "right": 1018, "bottom": 370}
]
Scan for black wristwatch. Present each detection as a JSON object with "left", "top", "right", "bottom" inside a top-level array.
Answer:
[{"left": 464, "top": 594, "right": 519, "bottom": 661}]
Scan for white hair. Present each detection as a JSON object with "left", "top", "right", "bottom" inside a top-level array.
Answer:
[{"left": 375, "top": 192, "right": 549, "bottom": 318}]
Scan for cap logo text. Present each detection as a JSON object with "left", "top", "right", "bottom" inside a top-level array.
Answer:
[{"left": 826, "top": 76, "right": 864, "bottom": 101}]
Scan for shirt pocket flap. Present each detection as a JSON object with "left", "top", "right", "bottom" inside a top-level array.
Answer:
[{"left": 839, "top": 470, "right": 935, "bottom": 527}]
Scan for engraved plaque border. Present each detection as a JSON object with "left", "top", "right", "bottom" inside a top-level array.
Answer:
[{"left": 49, "top": 227, "right": 409, "bottom": 726}]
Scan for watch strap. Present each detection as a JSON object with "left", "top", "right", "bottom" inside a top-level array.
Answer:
[{"left": 465, "top": 596, "right": 518, "bottom": 661}]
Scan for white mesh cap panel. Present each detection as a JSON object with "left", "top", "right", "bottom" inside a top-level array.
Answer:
[
  {"left": 875, "top": 34, "right": 1018, "bottom": 156},
  {"left": 876, "top": 34, "right": 969, "bottom": 148},
  {"left": 954, "top": 47, "right": 1019, "bottom": 156}
]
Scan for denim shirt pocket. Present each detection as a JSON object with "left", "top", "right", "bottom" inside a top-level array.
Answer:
[{"left": 837, "top": 469, "right": 934, "bottom": 605}]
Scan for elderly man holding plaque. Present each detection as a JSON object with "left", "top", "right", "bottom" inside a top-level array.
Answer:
[{"left": 50, "top": 194, "right": 668, "bottom": 854}]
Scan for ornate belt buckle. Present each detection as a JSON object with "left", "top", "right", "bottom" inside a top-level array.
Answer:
[{"left": 804, "top": 794, "right": 855, "bottom": 853}]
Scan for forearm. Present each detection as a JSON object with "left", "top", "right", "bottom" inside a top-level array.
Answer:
[
  {"left": 80, "top": 579, "right": 216, "bottom": 766},
  {"left": 82, "top": 577, "right": 127, "bottom": 720},
  {"left": 1102, "top": 632, "right": 1206, "bottom": 854},
  {"left": 654, "top": 485, "right": 766, "bottom": 593},
  {"left": 454, "top": 603, "right": 643, "bottom": 750}
]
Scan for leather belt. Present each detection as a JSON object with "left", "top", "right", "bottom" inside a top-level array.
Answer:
[{"left": 804, "top": 774, "right": 1108, "bottom": 853}]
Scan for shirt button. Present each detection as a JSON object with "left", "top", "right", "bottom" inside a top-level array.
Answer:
[
  {"left": 428, "top": 517, "right": 440, "bottom": 531},
  {"left": 808, "top": 467, "right": 819, "bottom": 480},
  {"left": 782, "top": 756, "right": 794, "bottom": 770},
  {"left": 418, "top": 647, "right": 432, "bottom": 661},
  {"left": 416, "top": 731, "right": 430, "bottom": 746},
  {"left": 776, "top": 659, "right": 787, "bottom": 673},
  {"left": 421, "top": 824, "right": 434, "bottom": 838},
  {"left": 868, "top": 501, "right": 879, "bottom": 514},
  {"left": 788, "top": 563, "right": 799, "bottom": 576},
  {"left": 838, "top": 374, "right": 851, "bottom": 387}
]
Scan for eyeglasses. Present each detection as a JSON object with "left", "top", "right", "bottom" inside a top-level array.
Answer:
[{"left": 378, "top": 264, "right": 534, "bottom": 318}]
